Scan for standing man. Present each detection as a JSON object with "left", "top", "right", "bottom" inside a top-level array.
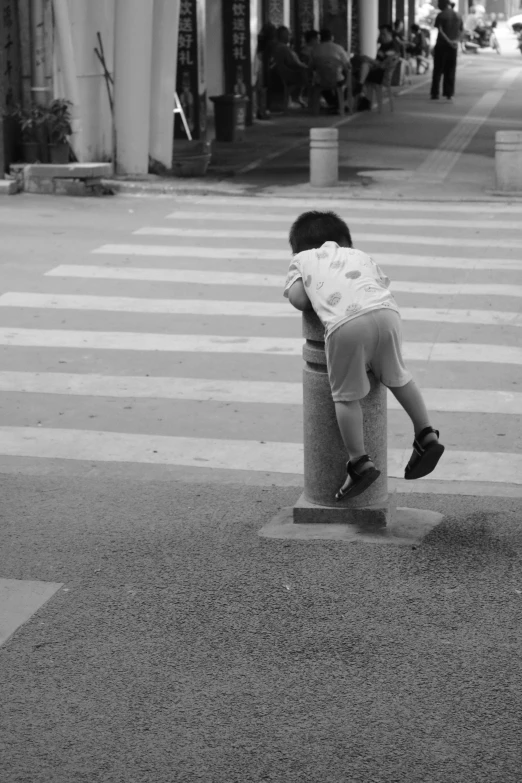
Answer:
[{"left": 430, "top": 0, "right": 463, "bottom": 102}]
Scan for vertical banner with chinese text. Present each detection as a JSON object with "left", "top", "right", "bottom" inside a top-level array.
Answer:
[
  {"left": 222, "top": 0, "right": 253, "bottom": 125},
  {"left": 1, "top": 0, "right": 22, "bottom": 168},
  {"left": 175, "top": 0, "right": 207, "bottom": 140}
]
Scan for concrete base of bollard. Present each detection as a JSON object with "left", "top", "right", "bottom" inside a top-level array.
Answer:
[
  {"left": 293, "top": 492, "right": 387, "bottom": 525},
  {"left": 259, "top": 506, "right": 444, "bottom": 545}
]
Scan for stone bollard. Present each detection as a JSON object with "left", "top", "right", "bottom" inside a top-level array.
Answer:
[
  {"left": 293, "top": 310, "right": 389, "bottom": 524},
  {"left": 310, "top": 127, "right": 339, "bottom": 188},
  {"left": 259, "top": 309, "right": 445, "bottom": 542},
  {"left": 495, "top": 131, "right": 522, "bottom": 193}
]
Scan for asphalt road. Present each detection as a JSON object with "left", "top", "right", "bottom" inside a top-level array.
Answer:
[{"left": 1, "top": 39, "right": 522, "bottom": 780}]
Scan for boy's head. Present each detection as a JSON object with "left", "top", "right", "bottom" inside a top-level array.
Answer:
[{"left": 289, "top": 210, "right": 353, "bottom": 255}]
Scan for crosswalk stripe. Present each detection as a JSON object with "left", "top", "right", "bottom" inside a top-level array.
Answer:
[
  {"left": 2, "top": 293, "right": 520, "bottom": 327},
  {"left": 88, "top": 248, "right": 522, "bottom": 271},
  {"left": 42, "top": 268, "right": 522, "bottom": 298},
  {"left": 171, "top": 194, "right": 522, "bottom": 214},
  {"left": 0, "top": 426, "right": 520, "bottom": 484},
  {"left": 133, "top": 226, "right": 522, "bottom": 249},
  {"left": 0, "top": 329, "right": 520, "bottom": 363},
  {"left": 164, "top": 210, "right": 522, "bottom": 232},
  {"left": 1, "top": 372, "right": 520, "bottom": 414}
]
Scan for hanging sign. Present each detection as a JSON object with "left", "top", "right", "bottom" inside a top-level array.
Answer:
[{"left": 222, "top": 0, "right": 252, "bottom": 125}]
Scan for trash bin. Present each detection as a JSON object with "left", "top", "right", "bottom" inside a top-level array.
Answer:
[{"left": 210, "top": 95, "right": 248, "bottom": 142}]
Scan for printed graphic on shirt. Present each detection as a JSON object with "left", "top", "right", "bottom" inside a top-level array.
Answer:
[
  {"left": 345, "top": 270, "right": 361, "bottom": 279},
  {"left": 327, "top": 292, "right": 342, "bottom": 306},
  {"left": 330, "top": 258, "right": 345, "bottom": 271},
  {"left": 305, "top": 275, "right": 312, "bottom": 287}
]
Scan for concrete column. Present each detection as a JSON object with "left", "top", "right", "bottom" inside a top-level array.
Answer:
[
  {"left": 30, "top": 0, "right": 49, "bottom": 105},
  {"left": 113, "top": 0, "right": 154, "bottom": 175},
  {"left": 149, "top": 0, "right": 180, "bottom": 170},
  {"left": 310, "top": 128, "right": 338, "bottom": 188},
  {"left": 359, "top": 0, "right": 378, "bottom": 58},
  {"left": 495, "top": 131, "right": 522, "bottom": 193},
  {"left": 293, "top": 310, "right": 388, "bottom": 525},
  {"left": 407, "top": 0, "right": 416, "bottom": 29},
  {"left": 396, "top": 0, "right": 405, "bottom": 22}
]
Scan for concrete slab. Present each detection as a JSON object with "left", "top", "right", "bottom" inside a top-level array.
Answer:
[
  {"left": 0, "top": 179, "right": 19, "bottom": 195},
  {"left": 259, "top": 505, "right": 444, "bottom": 544},
  {"left": 0, "top": 578, "right": 63, "bottom": 647},
  {"left": 24, "top": 163, "right": 112, "bottom": 180}
]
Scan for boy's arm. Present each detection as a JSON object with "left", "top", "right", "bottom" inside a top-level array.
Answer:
[{"left": 287, "top": 278, "right": 313, "bottom": 311}]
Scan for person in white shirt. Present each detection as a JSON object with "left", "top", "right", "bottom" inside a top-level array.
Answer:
[{"left": 284, "top": 210, "right": 444, "bottom": 501}]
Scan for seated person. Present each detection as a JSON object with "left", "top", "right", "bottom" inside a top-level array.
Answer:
[
  {"left": 308, "top": 28, "right": 351, "bottom": 109},
  {"left": 392, "top": 19, "right": 407, "bottom": 57},
  {"left": 408, "top": 23, "right": 430, "bottom": 73},
  {"left": 271, "top": 25, "right": 309, "bottom": 107},
  {"left": 301, "top": 29, "right": 320, "bottom": 66},
  {"left": 358, "top": 25, "right": 402, "bottom": 89}
]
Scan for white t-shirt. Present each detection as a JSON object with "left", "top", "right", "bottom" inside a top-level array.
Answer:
[{"left": 283, "top": 242, "right": 400, "bottom": 339}]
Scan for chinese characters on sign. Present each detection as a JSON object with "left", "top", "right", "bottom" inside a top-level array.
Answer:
[
  {"left": 1, "top": 0, "right": 20, "bottom": 108},
  {"left": 175, "top": 0, "right": 207, "bottom": 140},
  {"left": 222, "top": 0, "right": 252, "bottom": 124}
]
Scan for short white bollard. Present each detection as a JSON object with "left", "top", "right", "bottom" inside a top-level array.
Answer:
[
  {"left": 310, "top": 127, "right": 339, "bottom": 188},
  {"left": 495, "top": 131, "right": 522, "bottom": 193}
]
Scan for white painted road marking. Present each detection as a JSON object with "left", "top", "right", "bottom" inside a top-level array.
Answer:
[
  {"left": 2, "top": 293, "right": 521, "bottom": 327},
  {"left": 88, "top": 247, "right": 522, "bottom": 271},
  {"left": 42, "top": 268, "right": 522, "bottom": 298},
  {"left": 416, "top": 90, "right": 507, "bottom": 181},
  {"left": 165, "top": 210, "right": 522, "bottom": 232},
  {"left": 0, "top": 578, "right": 63, "bottom": 647},
  {"left": 0, "top": 329, "right": 520, "bottom": 363},
  {"left": 170, "top": 194, "right": 522, "bottom": 214},
  {"left": 1, "top": 371, "right": 521, "bottom": 414},
  {"left": 133, "top": 226, "right": 522, "bottom": 250},
  {"left": 0, "top": 426, "right": 519, "bottom": 484}
]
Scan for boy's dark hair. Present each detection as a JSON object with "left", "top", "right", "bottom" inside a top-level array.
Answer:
[{"left": 289, "top": 211, "right": 353, "bottom": 254}]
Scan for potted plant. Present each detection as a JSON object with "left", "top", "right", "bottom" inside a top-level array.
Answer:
[
  {"left": 171, "top": 139, "right": 212, "bottom": 178},
  {"left": 4, "top": 103, "right": 46, "bottom": 163},
  {"left": 46, "top": 99, "right": 72, "bottom": 164}
]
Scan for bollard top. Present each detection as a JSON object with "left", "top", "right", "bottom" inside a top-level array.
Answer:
[
  {"left": 310, "top": 127, "right": 339, "bottom": 141},
  {"left": 495, "top": 130, "right": 522, "bottom": 144}
]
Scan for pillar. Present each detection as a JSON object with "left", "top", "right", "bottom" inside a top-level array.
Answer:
[
  {"left": 149, "top": 0, "right": 180, "bottom": 169},
  {"left": 379, "top": 0, "right": 393, "bottom": 26},
  {"left": 53, "top": 0, "right": 84, "bottom": 162},
  {"left": 359, "top": 0, "right": 379, "bottom": 58},
  {"left": 407, "top": 0, "right": 416, "bottom": 29},
  {"left": 293, "top": 0, "right": 317, "bottom": 55},
  {"left": 30, "top": 0, "right": 49, "bottom": 105},
  {"left": 396, "top": 0, "right": 405, "bottom": 23},
  {"left": 114, "top": 0, "right": 154, "bottom": 175},
  {"left": 293, "top": 310, "right": 388, "bottom": 525}
]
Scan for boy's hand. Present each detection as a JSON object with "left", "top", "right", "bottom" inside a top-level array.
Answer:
[{"left": 287, "top": 278, "right": 313, "bottom": 311}]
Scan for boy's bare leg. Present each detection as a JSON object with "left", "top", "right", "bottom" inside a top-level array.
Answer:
[
  {"left": 334, "top": 400, "right": 374, "bottom": 470},
  {"left": 388, "top": 379, "right": 438, "bottom": 445}
]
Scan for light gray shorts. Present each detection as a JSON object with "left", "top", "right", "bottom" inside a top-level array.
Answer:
[{"left": 326, "top": 308, "right": 413, "bottom": 402}]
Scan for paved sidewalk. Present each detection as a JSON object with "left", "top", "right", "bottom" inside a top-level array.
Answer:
[{"left": 106, "top": 46, "right": 522, "bottom": 202}]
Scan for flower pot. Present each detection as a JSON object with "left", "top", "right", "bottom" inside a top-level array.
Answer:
[
  {"left": 171, "top": 152, "right": 211, "bottom": 178},
  {"left": 22, "top": 142, "right": 40, "bottom": 163},
  {"left": 49, "top": 143, "right": 70, "bottom": 164}
]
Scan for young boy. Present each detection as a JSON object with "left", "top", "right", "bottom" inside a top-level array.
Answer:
[{"left": 284, "top": 210, "right": 444, "bottom": 501}]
